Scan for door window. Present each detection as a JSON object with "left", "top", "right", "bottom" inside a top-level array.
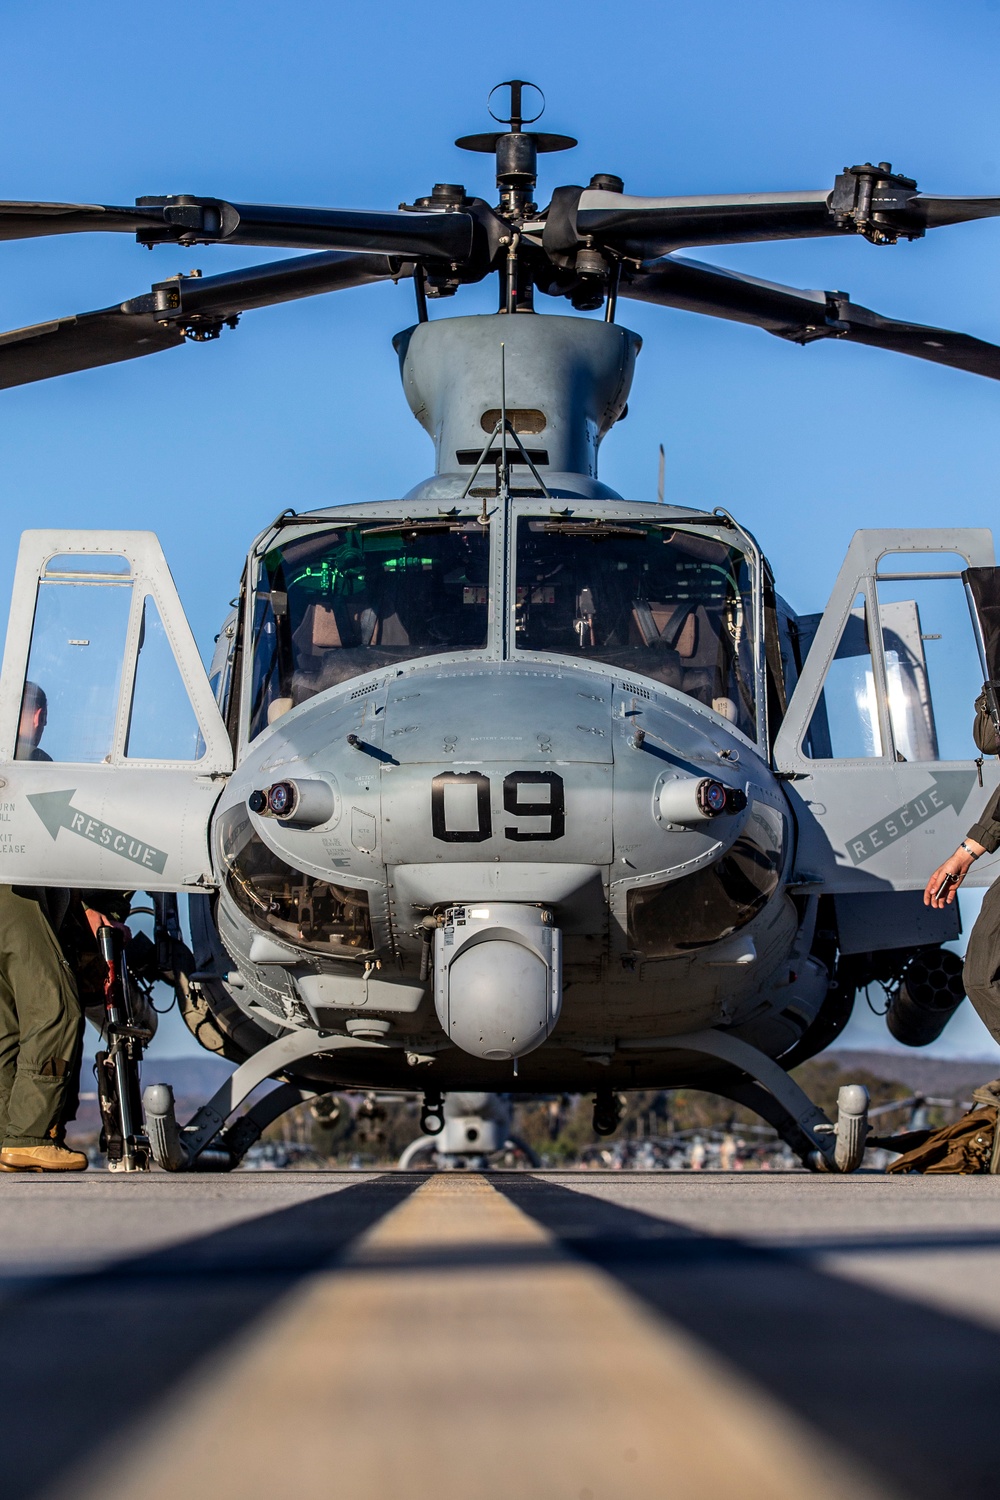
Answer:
[
  {"left": 125, "top": 597, "right": 203, "bottom": 761},
  {"left": 875, "top": 554, "right": 982, "bottom": 762},
  {"left": 804, "top": 593, "right": 883, "bottom": 759},
  {"left": 15, "top": 552, "right": 216, "bottom": 766},
  {"left": 802, "top": 555, "right": 984, "bottom": 762},
  {"left": 18, "top": 558, "right": 132, "bottom": 764}
]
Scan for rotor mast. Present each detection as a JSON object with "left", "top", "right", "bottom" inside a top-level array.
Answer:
[{"left": 456, "top": 80, "right": 576, "bottom": 316}]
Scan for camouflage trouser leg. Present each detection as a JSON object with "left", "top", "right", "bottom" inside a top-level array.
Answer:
[
  {"left": 0, "top": 886, "right": 83, "bottom": 1148},
  {"left": 962, "top": 879, "right": 1000, "bottom": 1047}
]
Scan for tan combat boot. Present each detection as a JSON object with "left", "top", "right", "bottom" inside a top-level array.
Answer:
[{"left": 0, "top": 1143, "right": 88, "bottom": 1172}]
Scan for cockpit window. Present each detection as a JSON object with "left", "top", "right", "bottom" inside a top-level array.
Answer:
[
  {"left": 249, "top": 521, "right": 490, "bottom": 737},
  {"left": 515, "top": 520, "right": 758, "bottom": 737}
]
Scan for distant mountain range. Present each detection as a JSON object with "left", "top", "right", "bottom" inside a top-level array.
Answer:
[
  {"left": 827, "top": 1049, "right": 999, "bottom": 1103},
  {"left": 140, "top": 1055, "right": 235, "bottom": 1095}
]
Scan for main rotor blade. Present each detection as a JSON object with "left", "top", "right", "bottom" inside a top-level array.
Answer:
[
  {"left": 619, "top": 255, "right": 1000, "bottom": 380},
  {"left": 0, "top": 197, "right": 474, "bottom": 261},
  {"left": 0, "top": 250, "right": 405, "bottom": 389},
  {"left": 0, "top": 309, "right": 185, "bottom": 387},
  {"left": 902, "top": 194, "right": 1000, "bottom": 230},
  {"left": 0, "top": 201, "right": 161, "bottom": 240}
]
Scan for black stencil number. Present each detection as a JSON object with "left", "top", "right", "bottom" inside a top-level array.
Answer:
[
  {"left": 431, "top": 771, "right": 492, "bottom": 843},
  {"left": 503, "top": 771, "right": 566, "bottom": 842}
]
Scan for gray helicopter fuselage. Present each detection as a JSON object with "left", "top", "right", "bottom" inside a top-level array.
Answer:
[
  {"left": 180, "top": 312, "right": 883, "bottom": 1094},
  {"left": 205, "top": 478, "right": 813, "bottom": 1094},
  {"left": 2, "top": 312, "right": 991, "bottom": 1107}
]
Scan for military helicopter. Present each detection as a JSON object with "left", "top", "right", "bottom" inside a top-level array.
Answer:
[{"left": 2, "top": 80, "right": 1000, "bottom": 1173}]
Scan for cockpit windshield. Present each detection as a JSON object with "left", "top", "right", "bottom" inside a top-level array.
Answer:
[
  {"left": 515, "top": 519, "right": 758, "bottom": 737},
  {"left": 250, "top": 521, "right": 490, "bottom": 737}
]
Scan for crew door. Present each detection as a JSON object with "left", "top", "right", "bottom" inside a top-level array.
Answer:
[
  {"left": 0, "top": 531, "right": 233, "bottom": 890},
  {"left": 773, "top": 529, "right": 1000, "bottom": 893}
]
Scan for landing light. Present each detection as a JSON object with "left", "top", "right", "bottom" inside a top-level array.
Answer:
[
  {"left": 247, "top": 782, "right": 294, "bottom": 815},
  {"left": 246, "top": 778, "right": 337, "bottom": 829},
  {"left": 266, "top": 781, "right": 295, "bottom": 817},
  {"left": 699, "top": 780, "right": 728, "bottom": 816},
  {"left": 656, "top": 777, "right": 747, "bottom": 825}
]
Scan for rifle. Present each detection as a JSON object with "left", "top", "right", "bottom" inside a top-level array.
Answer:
[
  {"left": 95, "top": 923, "right": 153, "bottom": 1172},
  {"left": 985, "top": 680, "right": 1000, "bottom": 750}
]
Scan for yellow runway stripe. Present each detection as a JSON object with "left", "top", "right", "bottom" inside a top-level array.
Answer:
[{"left": 54, "top": 1175, "right": 891, "bottom": 1500}]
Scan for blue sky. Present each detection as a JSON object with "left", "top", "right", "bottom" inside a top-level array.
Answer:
[{"left": 3, "top": 0, "right": 1000, "bottom": 1060}]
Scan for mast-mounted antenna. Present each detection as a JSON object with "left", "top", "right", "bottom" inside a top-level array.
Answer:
[{"left": 456, "top": 79, "right": 577, "bottom": 313}]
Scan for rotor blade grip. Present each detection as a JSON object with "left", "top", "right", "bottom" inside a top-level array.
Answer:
[
  {"left": 168, "top": 251, "right": 407, "bottom": 318},
  {"left": 620, "top": 255, "right": 829, "bottom": 334},
  {"left": 218, "top": 205, "right": 473, "bottom": 260},
  {"left": 574, "top": 188, "right": 836, "bottom": 254}
]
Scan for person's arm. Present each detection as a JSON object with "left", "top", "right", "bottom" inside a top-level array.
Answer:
[
  {"left": 82, "top": 901, "right": 132, "bottom": 943},
  {"left": 964, "top": 781, "right": 1000, "bottom": 858},
  {"left": 924, "top": 838, "right": 987, "bottom": 908},
  {"left": 924, "top": 784, "right": 1000, "bottom": 908}
]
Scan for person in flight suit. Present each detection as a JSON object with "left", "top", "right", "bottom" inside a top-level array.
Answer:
[
  {"left": 925, "top": 692, "right": 1000, "bottom": 1044},
  {"left": 0, "top": 683, "right": 127, "bottom": 1172}
]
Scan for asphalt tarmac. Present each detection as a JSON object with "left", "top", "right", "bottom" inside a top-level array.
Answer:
[{"left": 2, "top": 1169, "right": 1000, "bottom": 1500}]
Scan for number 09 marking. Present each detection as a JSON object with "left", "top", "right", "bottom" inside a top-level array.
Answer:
[
  {"left": 430, "top": 772, "right": 492, "bottom": 843},
  {"left": 503, "top": 770, "right": 566, "bottom": 842},
  {"left": 430, "top": 770, "right": 566, "bottom": 843}
]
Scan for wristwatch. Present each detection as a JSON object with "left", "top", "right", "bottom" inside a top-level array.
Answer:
[{"left": 960, "top": 841, "right": 982, "bottom": 860}]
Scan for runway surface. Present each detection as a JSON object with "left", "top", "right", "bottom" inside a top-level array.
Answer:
[{"left": 2, "top": 1170, "right": 1000, "bottom": 1499}]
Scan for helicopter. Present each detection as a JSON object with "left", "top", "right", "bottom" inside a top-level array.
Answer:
[{"left": 2, "top": 79, "right": 1000, "bottom": 1172}]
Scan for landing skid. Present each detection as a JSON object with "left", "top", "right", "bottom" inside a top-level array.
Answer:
[
  {"left": 141, "top": 1026, "right": 870, "bottom": 1173},
  {"left": 619, "top": 1030, "right": 870, "bottom": 1172},
  {"left": 143, "top": 1031, "right": 396, "bottom": 1171}
]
